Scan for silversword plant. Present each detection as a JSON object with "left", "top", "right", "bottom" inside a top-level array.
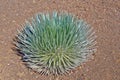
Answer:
[{"left": 15, "top": 12, "right": 96, "bottom": 75}]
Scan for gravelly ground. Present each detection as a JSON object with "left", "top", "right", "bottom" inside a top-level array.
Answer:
[{"left": 0, "top": 0, "right": 120, "bottom": 80}]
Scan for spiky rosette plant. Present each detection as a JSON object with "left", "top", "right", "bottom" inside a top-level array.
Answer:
[{"left": 15, "top": 12, "right": 96, "bottom": 75}]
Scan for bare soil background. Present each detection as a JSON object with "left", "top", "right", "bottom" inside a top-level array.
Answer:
[{"left": 0, "top": 0, "right": 120, "bottom": 80}]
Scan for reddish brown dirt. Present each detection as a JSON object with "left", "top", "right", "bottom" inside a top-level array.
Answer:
[{"left": 0, "top": 0, "right": 120, "bottom": 80}]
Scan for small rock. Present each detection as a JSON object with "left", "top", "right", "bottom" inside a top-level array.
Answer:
[
  {"left": 33, "top": 0, "right": 36, "bottom": 3},
  {"left": 7, "top": 64, "right": 10, "bottom": 66},
  {"left": 116, "top": 59, "right": 120, "bottom": 63},
  {"left": 12, "top": 20, "right": 16, "bottom": 23},
  {"left": 79, "top": 66, "right": 82, "bottom": 69},
  {"left": 16, "top": 72, "right": 24, "bottom": 77},
  {"left": 55, "top": 77, "right": 59, "bottom": 80}
]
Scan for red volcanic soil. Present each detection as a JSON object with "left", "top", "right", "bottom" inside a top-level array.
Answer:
[{"left": 0, "top": 0, "right": 120, "bottom": 80}]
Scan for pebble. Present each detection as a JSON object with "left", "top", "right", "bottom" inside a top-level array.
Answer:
[
  {"left": 116, "top": 59, "right": 120, "bottom": 63},
  {"left": 55, "top": 77, "right": 59, "bottom": 80},
  {"left": 12, "top": 20, "right": 16, "bottom": 23},
  {"left": 0, "top": 41, "right": 7, "bottom": 46},
  {"left": 35, "top": 76, "right": 39, "bottom": 78},
  {"left": 16, "top": 72, "right": 24, "bottom": 77},
  {"left": 103, "top": 57, "right": 106, "bottom": 60},
  {"left": 86, "top": 68, "right": 89, "bottom": 72},
  {"left": 33, "top": 0, "right": 36, "bottom": 3},
  {"left": 79, "top": 66, "right": 82, "bottom": 69}
]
